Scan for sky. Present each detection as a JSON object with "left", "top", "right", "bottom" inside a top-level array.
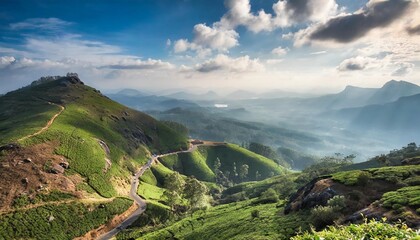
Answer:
[{"left": 0, "top": 0, "right": 419, "bottom": 94}]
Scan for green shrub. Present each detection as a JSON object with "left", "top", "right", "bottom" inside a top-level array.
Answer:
[
  {"left": 382, "top": 186, "right": 420, "bottom": 209},
  {"left": 292, "top": 219, "right": 419, "bottom": 240},
  {"left": 251, "top": 209, "right": 260, "bottom": 218},
  {"left": 254, "top": 188, "right": 279, "bottom": 204},
  {"left": 327, "top": 195, "right": 346, "bottom": 209},
  {"left": 12, "top": 195, "right": 30, "bottom": 208},
  {"left": 310, "top": 205, "right": 341, "bottom": 229},
  {"left": 356, "top": 171, "right": 372, "bottom": 186}
]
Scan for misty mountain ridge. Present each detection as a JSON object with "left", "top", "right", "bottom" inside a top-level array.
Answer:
[{"left": 329, "top": 93, "right": 420, "bottom": 136}]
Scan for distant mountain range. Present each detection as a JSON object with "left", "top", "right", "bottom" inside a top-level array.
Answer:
[
  {"left": 307, "top": 80, "right": 420, "bottom": 110},
  {"left": 329, "top": 93, "right": 420, "bottom": 134},
  {"left": 107, "top": 90, "right": 200, "bottom": 111}
]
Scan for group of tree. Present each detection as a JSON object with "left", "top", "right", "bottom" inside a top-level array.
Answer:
[
  {"left": 373, "top": 142, "right": 419, "bottom": 166},
  {"left": 213, "top": 158, "right": 251, "bottom": 188},
  {"left": 296, "top": 153, "right": 355, "bottom": 185},
  {"left": 163, "top": 172, "right": 208, "bottom": 214}
]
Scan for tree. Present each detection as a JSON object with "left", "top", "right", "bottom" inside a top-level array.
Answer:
[
  {"left": 213, "top": 158, "right": 221, "bottom": 172},
  {"left": 232, "top": 162, "right": 238, "bottom": 177},
  {"left": 238, "top": 164, "right": 249, "bottom": 180},
  {"left": 163, "top": 172, "right": 185, "bottom": 211},
  {"left": 255, "top": 170, "right": 261, "bottom": 181},
  {"left": 183, "top": 177, "right": 208, "bottom": 211}
]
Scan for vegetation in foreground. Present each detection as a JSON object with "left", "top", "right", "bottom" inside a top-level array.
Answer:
[
  {"left": 292, "top": 219, "right": 419, "bottom": 240},
  {"left": 0, "top": 197, "right": 132, "bottom": 240},
  {"left": 118, "top": 199, "right": 309, "bottom": 240}
]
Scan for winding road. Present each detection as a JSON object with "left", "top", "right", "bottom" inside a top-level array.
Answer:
[{"left": 96, "top": 143, "right": 207, "bottom": 240}]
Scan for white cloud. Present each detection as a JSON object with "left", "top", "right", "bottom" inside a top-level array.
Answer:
[
  {"left": 173, "top": 0, "right": 339, "bottom": 55},
  {"left": 310, "top": 51, "right": 327, "bottom": 55},
  {"left": 173, "top": 24, "right": 239, "bottom": 54},
  {"left": 293, "top": 0, "right": 419, "bottom": 47},
  {"left": 0, "top": 56, "right": 16, "bottom": 68},
  {"left": 266, "top": 59, "right": 284, "bottom": 65},
  {"left": 272, "top": 0, "right": 338, "bottom": 27},
  {"left": 173, "top": 39, "right": 192, "bottom": 53},
  {"left": 271, "top": 46, "right": 289, "bottom": 56},
  {"left": 104, "top": 58, "right": 174, "bottom": 70},
  {"left": 392, "top": 62, "right": 414, "bottom": 76},
  {"left": 337, "top": 56, "right": 381, "bottom": 71},
  {"left": 10, "top": 18, "right": 72, "bottom": 31},
  {"left": 217, "top": 0, "right": 274, "bottom": 32},
  {"left": 195, "top": 54, "right": 264, "bottom": 73},
  {"left": 192, "top": 24, "right": 239, "bottom": 51}
]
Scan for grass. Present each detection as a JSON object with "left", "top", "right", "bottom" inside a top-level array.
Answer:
[
  {"left": 151, "top": 163, "right": 175, "bottom": 186},
  {"left": 118, "top": 199, "right": 310, "bottom": 240},
  {"left": 160, "top": 149, "right": 215, "bottom": 182},
  {"left": 139, "top": 169, "right": 158, "bottom": 186},
  {"left": 292, "top": 219, "right": 419, "bottom": 240},
  {"left": 202, "top": 144, "right": 284, "bottom": 180},
  {"left": 159, "top": 144, "right": 285, "bottom": 183},
  {"left": 0, "top": 197, "right": 132, "bottom": 240},
  {"left": 137, "top": 181, "right": 166, "bottom": 202},
  {"left": 222, "top": 173, "right": 299, "bottom": 200}
]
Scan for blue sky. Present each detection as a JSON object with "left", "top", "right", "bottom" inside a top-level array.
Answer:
[{"left": 0, "top": 0, "right": 419, "bottom": 93}]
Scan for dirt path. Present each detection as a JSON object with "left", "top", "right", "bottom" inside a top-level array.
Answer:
[
  {"left": 97, "top": 139, "right": 112, "bottom": 172},
  {"left": 18, "top": 102, "right": 65, "bottom": 142},
  {"left": 96, "top": 141, "right": 219, "bottom": 240}
]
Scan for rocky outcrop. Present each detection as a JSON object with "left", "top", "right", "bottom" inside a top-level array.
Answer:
[{"left": 284, "top": 176, "right": 332, "bottom": 214}]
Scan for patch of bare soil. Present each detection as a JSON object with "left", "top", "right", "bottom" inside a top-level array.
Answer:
[
  {"left": 0, "top": 141, "right": 81, "bottom": 211},
  {"left": 74, "top": 202, "right": 138, "bottom": 240}
]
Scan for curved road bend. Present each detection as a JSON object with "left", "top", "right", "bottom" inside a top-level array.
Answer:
[{"left": 97, "top": 144, "right": 199, "bottom": 240}]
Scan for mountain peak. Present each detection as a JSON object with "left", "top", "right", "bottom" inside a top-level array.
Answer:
[{"left": 382, "top": 80, "right": 418, "bottom": 89}]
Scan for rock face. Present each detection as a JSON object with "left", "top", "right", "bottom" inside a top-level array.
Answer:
[
  {"left": 402, "top": 157, "right": 420, "bottom": 165},
  {"left": 0, "top": 144, "right": 20, "bottom": 152},
  {"left": 284, "top": 176, "right": 333, "bottom": 214}
]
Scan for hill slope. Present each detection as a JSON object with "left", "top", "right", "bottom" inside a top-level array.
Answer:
[
  {"left": 159, "top": 143, "right": 285, "bottom": 182},
  {"left": 0, "top": 76, "right": 188, "bottom": 239}
]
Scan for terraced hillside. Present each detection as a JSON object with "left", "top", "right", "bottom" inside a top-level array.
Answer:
[{"left": 0, "top": 76, "right": 188, "bottom": 239}]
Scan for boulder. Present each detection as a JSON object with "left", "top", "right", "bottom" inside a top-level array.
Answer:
[
  {"left": 21, "top": 178, "right": 29, "bottom": 184},
  {"left": 50, "top": 164, "right": 65, "bottom": 174},
  {"left": 59, "top": 162, "right": 69, "bottom": 169}
]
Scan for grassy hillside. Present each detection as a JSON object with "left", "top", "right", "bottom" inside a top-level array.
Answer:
[
  {"left": 118, "top": 199, "right": 310, "bottom": 240},
  {"left": 0, "top": 76, "right": 188, "bottom": 239},
  {"left": 159, "top": 144, "right": 285, "bottom": 183},
  {"left": 0, "top": 197, "right": 132, "bottom": 240},
  {"left": 0, "top": 76, "right": 188, "bottom": 198}
]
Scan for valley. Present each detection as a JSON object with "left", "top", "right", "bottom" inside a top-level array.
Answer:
[
  {"left": 1, "top": 75, "right": 418, "bottom": 239},
  {"left": 0, "top": 77, "right": 420, "bottom": 239}
]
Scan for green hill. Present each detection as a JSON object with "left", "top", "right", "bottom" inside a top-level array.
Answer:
[
  {"left": 0, "top": 76, "right": 187, "bottom": 197},
  {"left": 0, "top": 76, "right": 188, "bottom": 239},
  {"left": 159, "top": 143, "right": 285, "bottom": 183}
]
